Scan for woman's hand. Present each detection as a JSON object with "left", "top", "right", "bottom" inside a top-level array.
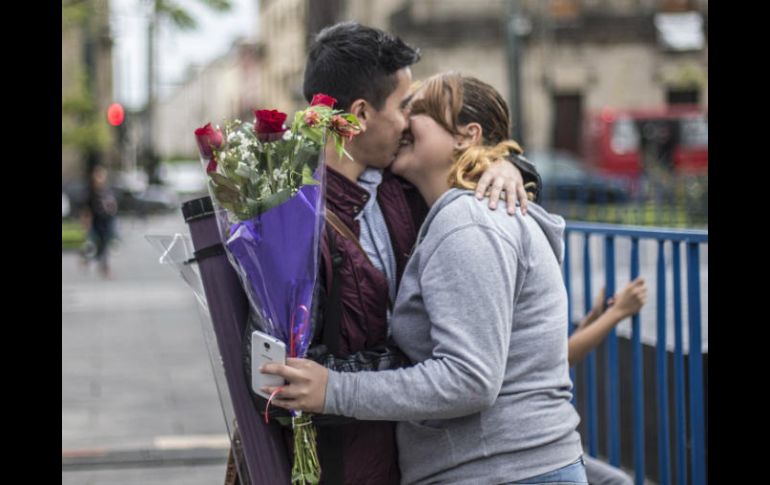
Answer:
[
  {"left": 609, "top": 277, "right": 647, "bottom": 319},
  {"left": 260, "top": 358, "right": 329, "bottom": 413},
  {"left": 475, "top": 159, "right": 528, "bottom": 215}
]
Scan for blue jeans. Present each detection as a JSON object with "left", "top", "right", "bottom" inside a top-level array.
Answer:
[
  {"left": 583, "top": 453, "right": 633, "bottom": 485},
  {"left": 507, "top": 456, "right": 588, "bottom": 484}
]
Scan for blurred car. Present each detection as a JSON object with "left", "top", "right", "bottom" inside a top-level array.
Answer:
[
  {"left": 62, "top": 177, "right": 179, "bottom": 216},
  {"left": 158, "top": 161, "right": 208, "bottom": 197},
  {"left": 62, "top": 180, "right": 89, "bottom": 217},
  {"left": 113, "top": 184, "right": 180, "bottom": 214},
  {"left": 525, "top": 150, "right": 631, "bottom": 204}
]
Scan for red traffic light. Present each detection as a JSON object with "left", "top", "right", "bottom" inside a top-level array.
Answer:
[{"left": 107, "top": 103, "right": 125, "bottom": 126}]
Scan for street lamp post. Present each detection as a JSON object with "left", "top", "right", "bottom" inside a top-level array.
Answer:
[{"left": 505, "top": 0, "right": 526, "bottom": 145}]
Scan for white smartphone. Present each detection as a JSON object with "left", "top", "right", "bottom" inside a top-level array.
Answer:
[{"left": 251, "top": 330, "right": 287, "bottom": 400}]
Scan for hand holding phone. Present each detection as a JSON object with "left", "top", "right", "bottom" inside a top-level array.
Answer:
[{"left": 251, "top": 330, "right": 287, "bottom": 400}]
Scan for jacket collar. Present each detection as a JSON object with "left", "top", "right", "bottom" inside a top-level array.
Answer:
[{"left": 325, "top": 165, "right": 371, "bottom": 219}]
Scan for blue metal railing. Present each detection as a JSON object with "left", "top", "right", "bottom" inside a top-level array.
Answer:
[
  {"left": 630, "top": 237, "right": 645, "bottom": 485},
  {"left": 563, "top": 222, "right": 708, "bottom": 485},
  {"left": 656, "top": 240, "right": 671, "bottom": 484}
]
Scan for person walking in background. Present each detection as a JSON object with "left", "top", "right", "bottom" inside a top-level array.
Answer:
[{"left": 80, "top": 164, "right": 119, "bottom": 279}]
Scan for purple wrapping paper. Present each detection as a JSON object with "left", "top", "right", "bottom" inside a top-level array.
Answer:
[
  {"left": 184, "top": 197, "right": 291, "bottom": 485},
  {"left": 226, "top": 183, "right": 322, "bottom": 359}
]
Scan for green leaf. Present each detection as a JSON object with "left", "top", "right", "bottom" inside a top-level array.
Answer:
[
  {"left": 248, "top": 193, "right": 287, "bottom": 215},
  {"left": 291, "top": 145, "right": 320, "bottom": 171},
  {"left": 209, "top": 172, "right": 240, "bottom": 192},
  {"left": 272, "top": 139, "right": 296, "bottom": 163},
  {"left": 264, "top": 187, "right": 293, "bottom": 206},
  {"left": 342, "top": 113, "right": 362, "bottom": 127},
  {"left": 292, "top": 111, "right": 305, "bottom": 133},
  {"left": 302, "top": 166, "right": 320, "bottom": 186},
  {"left": 314, "top": 105, "right": 334, "bottom": 116},
  {"left": 341, "top": 146, "right": 354, "bottom": 161},
  {"left": 290, "top": 170, "right": 302, "bottom": 188},
  {"left": 304, "top": 471, "right": 320, "bottom": 483},
  {"left": 335, "top": 139, "right": 345, "bottom": 160},
  {"left": 211, "top": 182, "right": 240, "bottom": 205},
  {"left": 234, "top": 162, "right": 251, "bottom": 179},
  {"left": 300, "top": 125, "right": 324, "bottom": 145},
  {"left": 219, "top": 152, "right": 240, "bottom": 173}
]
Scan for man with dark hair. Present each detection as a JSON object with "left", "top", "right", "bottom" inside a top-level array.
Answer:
[
  {"left": 228, "top": 21, "right": 542, "bottom": 485},
  {"left": 303, "top": 21, "right": 421, "bottom": 113}
]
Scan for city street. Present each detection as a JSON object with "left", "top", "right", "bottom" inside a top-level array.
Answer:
[{"left": 62, "top": 213, "right": 229, "bottom": 484}]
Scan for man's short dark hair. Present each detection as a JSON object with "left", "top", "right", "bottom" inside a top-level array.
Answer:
[{"left": 303, "top": 21, "right": 421, "bottom": 111}]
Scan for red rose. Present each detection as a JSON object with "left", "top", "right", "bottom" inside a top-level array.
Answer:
[
  {"left": 254, "top": 109, "right": 288, "bottom": 142},
  {"left": 310, "top": 94, "right": 337, "bottom": 109},
  {"left": 206, "top": 158, "right": 217, "bottom": 173},
  {"left": 194, "top": 123, "right": 224, "bottom": 158}
]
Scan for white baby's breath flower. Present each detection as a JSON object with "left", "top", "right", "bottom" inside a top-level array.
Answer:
[
  {"left": 260, "top": 182, "right": 272, "bottom": 198},
  {"left": 271, "top": 168, "right": 289, "bottom": 187},
  {"left": 238, "top": 144, "right": 253, "bottom": 162}
]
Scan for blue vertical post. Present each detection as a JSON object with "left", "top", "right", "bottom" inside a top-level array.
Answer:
[
  {"left": 656, "top": 241, "right": 671, "bottom": 485},
  {"left": 565, "top": 232, "right": 576, "bottom": 407},
  {"left": 630, "top": 238, "right": 645, "bottom": 485},
  {"left": 604, "top": 236, "right": 620, "bottom": 466},
  {"left": 687, "top": 243, "right": 706, "bottom": 484},
  {"left": 673, "top": 242, "right": 687, "bottom": 484},
  {"left": 584, "top": 233, "right": 598, "bottom": 457}
]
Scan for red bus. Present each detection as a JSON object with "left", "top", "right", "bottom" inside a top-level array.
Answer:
[{"left": 582, "top": 105, "right": 708, "bottom": 178}]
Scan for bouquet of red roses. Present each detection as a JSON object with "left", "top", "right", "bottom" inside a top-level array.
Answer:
[{"left": 195, "top": 94, "right": 360, "bottom": 485}]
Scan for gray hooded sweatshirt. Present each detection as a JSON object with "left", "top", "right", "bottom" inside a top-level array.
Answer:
[{"left": 324, "top": 188, "right": 583, "bottom": 484}]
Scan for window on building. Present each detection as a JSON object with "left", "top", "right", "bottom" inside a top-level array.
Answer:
[
  {"left": 552, "top": 92, "right": 583, "bottom": 155},
  {"left": 667, "top": 88, "right": 700, "bottom": 105}
]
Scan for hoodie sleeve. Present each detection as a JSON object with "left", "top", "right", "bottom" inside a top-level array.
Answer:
[{"left": 323, "top": 224, "right": 522, "bottom": 421}]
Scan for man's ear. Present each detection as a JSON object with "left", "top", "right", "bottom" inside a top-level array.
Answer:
[
  {"left": 454, "top": 122, "right": 483, "bottom": 150},
  {"left": 349, "top": 99, "right": 369, "bottom": 133}
]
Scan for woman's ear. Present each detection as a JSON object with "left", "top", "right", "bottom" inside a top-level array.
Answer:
[
  {"left": 349, "top": 99, "right": 368, "bottom": 133},
  {"left": 454, "top": 122, "right": 483, "bottom": 150}
]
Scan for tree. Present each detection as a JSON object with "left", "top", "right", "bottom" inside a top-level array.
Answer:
[
  {"left": 62, "top": 0, "right": 114, "bottom": 179},
  {"left": 143, "top": 0, "right": 232, "bottom": 183}
]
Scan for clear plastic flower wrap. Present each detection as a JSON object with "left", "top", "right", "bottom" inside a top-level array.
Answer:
[{"left": 193, "top": 95, "right": 360, "bottom": 485}]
